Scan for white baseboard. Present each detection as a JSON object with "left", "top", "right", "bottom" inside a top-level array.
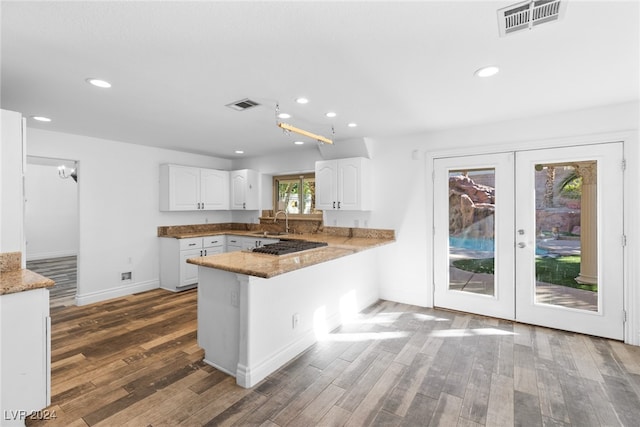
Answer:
[
  {"left": 75, "top": 279, "right": 159, "bottom": 306},
  {"left": 236, "top": 328, "right": 319, "bottom": 388},
  {"left": 202, "top": 358, "right": 236, "bottom": 378},
  {"left": 26, "top": 250, "right": 78, "bottom": 261},
  {"left": 235, "top": 309, "right": 350, "bottom": 388}
]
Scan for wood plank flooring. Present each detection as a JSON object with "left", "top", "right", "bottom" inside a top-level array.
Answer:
[
  {"left": 26, "top": 255, "right": 77, "bottom": 308},
  {"left": 26, "top": 288, "right": 640, "bottom": 426}
]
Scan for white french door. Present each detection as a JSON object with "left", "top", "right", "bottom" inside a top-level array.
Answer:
[
  {"left": 433, "top": 153, "right": 515, "bottom": 320},
  {"left": 434, "top": 143, "right": 625, "bottom": 340}
]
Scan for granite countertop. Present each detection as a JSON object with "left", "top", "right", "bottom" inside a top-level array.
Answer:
[
  {"left": 0, "top": 269, "right": 56, "bottom": 295},
  {"left": 0, "top": 252, "right": 55, "bottom": 296},
  {"left": 185, "top": 231, "right": 395, "bottom": 278}
]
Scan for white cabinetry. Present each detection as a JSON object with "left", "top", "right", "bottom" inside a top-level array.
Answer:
[
  {"left": 230, "top": 169, "right": 259, "bottom": 210},
  {"left": 315, "top": 157, "right": 372, "bottom": 211},
  {"left": 242, "top": 237, "right": 279, "bottom": 250},
  {"left": 160, "top": 236, "right": 225, "bottom": 291},
  {"left": 160, "top": 164, "right": 229, "bottom": 211},
  {"left": 1, "top": 288, "right": 50, "bottom": 425},
  {"left": 226, "top": 235, "right": 243, "bottom": 252},
  {"left": 225, "top": 235, "right": 278, "bottom": 252}
]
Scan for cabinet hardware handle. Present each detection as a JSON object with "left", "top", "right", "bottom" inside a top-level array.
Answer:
[
  {"left": 204, "top": 249, "right": 207, "bottom": 255},
  {"left": 243, "top": 202, "right": 246, "bottom": 209},
  {"left": 189, "top": 243, "right": 197, "bottom": 246},
  {"left": 201, "top": 203, "right": 204, "bottom": 210},
  {"left": 333, "top": 201, "right": 336, "bottom": 209},
  {"left": 200, "top": 250, "right": 203, "bottom": 256},
  {"left": 338, "top": 201, "right": 341, "bottom": 209}
]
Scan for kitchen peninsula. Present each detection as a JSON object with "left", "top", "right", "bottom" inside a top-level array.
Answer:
[{"left": 184, "top": 226, "right": 394, "bottom": 388}]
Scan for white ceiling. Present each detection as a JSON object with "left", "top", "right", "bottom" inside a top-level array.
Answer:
[{"left": 1, "top": 1, "right": 638, "bottom": 159}]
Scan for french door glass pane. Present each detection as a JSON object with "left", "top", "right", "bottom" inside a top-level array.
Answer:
[
  {"left": 448, "top": 169, "right": 496, "bottom": 296},
  {"left": 534, "top": 162, "right": 597, "bottom": 312}
]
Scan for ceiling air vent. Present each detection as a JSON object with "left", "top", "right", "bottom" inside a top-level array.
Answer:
[
  {"left": 225, "top": 98, "right": 260, "bottom": 111},
  {"left": 498, "top": 0, "right": 567, "bottom": 37}
]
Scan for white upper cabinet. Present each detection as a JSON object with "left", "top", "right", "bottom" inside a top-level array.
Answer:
[
  {"left": 315, "top": 157, "right": 372, "bottom": 211},
  {"left": 160, "top": 164, "right": 229, "bottom": 211},
  {"left": 230, "top": 169, "right": 259, "bottom": 210},
  {"left": 201, "top": 168, "right": 230, "bottom": 210}
]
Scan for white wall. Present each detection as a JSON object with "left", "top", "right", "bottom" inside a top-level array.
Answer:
[
  {"left": 25, "top": 163, "right": 79, "bottom": 260},
  {"left": 1, "top": 109, "right": 25, "bottom": 263},
  {"left": 369, "top": 101, "right": 640, "bottom": 343},
  {"left": 27, "top": 128, "right": 233, "bottom": 305}
]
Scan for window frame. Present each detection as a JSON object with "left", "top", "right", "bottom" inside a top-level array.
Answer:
[{"left": 272, "top": 172, "right": 322, "bottom": 218}]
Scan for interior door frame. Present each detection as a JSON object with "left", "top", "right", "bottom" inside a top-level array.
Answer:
[{"left": 424, "top": 130, "right": 638, "bottom": 345}]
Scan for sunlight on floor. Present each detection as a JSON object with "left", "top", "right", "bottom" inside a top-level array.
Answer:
[
  {"left": 430, "top": 328, "right": 516, "bottom": 337},
  {"left": 318, "top": 331, "right": 411, "bottom": 342}
]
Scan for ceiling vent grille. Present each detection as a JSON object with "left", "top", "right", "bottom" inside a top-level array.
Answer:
[
  {"left": 498, "top": 0, "right": 566, "bottom": 37},
  {"left": 225, "top": 98, "right": 260, "bottom": 111}
]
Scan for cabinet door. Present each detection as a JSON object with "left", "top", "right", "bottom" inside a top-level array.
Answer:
[
  {"left": 315, "top": 160, "right": 338, "bottom": 210},
  {"left": 170, "top": 165, "right": 200, "bottom": 210},
  {"left": 230, "top": 171, "right": 247, "bottom": 209},
  {"left": 180, "top": 249, "right": 201, "bottom": 286},
  {"left": 338, "top": 158, "right": 363, "bottom": 210},
  {"left": 201, "top": 169, "right": 229, "bottom": 210},
  {"left": 230, "top": 169, "right": 259, "bottom": 210},
  {"left": 242, "top": 239, "right": 258, "bottom": 251},
  {"left": 226, "top": 236, "right": 242, "bottom": 252},
  {"left": 0, "top": 288, "right": 50, "bottom": 416}
]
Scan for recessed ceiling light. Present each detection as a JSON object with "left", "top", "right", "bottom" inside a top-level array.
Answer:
[
  {"left": 278, "top": 113, "right": 291, "bottom": 119},
  {"left": 347, "top": 123, "right": 358, "bottom": 128},
  {"left": 325, "top": 112, "right": 337, "bottom": 118},
  {"left": 31, "top": 116, "right": 52, "bottom": 122},
  {"left": 295, "top": 97, "right": 309, "bottom": 104},
  {"left": 293, "top": 141, "right": 305, "bottom": 145},
  {"left": 86, "top": 78, "right": 112, "bottom": 88},
  {"left": 234, "top": 150, "right": 244, "bottom": 154},
  {"left": 474, "top": 66, "right": 500, "bottom": 77}
]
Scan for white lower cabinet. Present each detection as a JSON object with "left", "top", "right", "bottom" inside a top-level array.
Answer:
[
  {"left": 226, "top": 236, "right": 278, "bottom": 252},
  {"left": 243, "top": 237, "right": 278, "bottom": 250},
  {"left": 160, "top": 234, "right": 279, "bottom": 292},
  {"left": 160, "top": 236, "right": 225, "bottom": 292},
  {"left": 226, "top": 236, "right": 243, "bottom": 252},
  {"left": 0, "top": 288, "right": 50, "bottom": 426}
]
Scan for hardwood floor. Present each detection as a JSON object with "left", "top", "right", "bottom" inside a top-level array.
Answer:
[
  {"left": 26, "top": 255, "right": 77, "bottom": 308},
  {"left": 27, "top": 288, "right": 640, "bottom": 426}
]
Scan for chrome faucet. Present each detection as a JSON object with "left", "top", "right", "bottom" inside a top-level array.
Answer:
[{"left": 274, "top": 210, "right": 289, "bottom": 234}]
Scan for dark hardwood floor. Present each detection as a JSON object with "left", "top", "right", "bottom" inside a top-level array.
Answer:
[{"left": 26, "top": 288, "right": 640, "bottom": 426}]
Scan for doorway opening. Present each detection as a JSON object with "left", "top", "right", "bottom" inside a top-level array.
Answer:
[{"left": 25, "top": 156, "right": 79, "bottom": 308}]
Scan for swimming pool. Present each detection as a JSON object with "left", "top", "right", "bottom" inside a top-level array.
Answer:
[
  {"left": 449, "top": 236, "right": 549, "bottom": 255},
  {"left": 449, "top": 236, "right": 494, "bottom": 251}
]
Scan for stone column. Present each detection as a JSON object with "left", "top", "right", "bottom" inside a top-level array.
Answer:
[{"left": 575, "top": 162, "right": 597, "bottom": 285}]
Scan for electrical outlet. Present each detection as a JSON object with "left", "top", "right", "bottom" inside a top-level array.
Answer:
[
  {"left": 292, "top": 313, "right": 299, "bottom": 329},
  {"left": 121, "top": 271, "right": 132, "bottom": 281}
]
